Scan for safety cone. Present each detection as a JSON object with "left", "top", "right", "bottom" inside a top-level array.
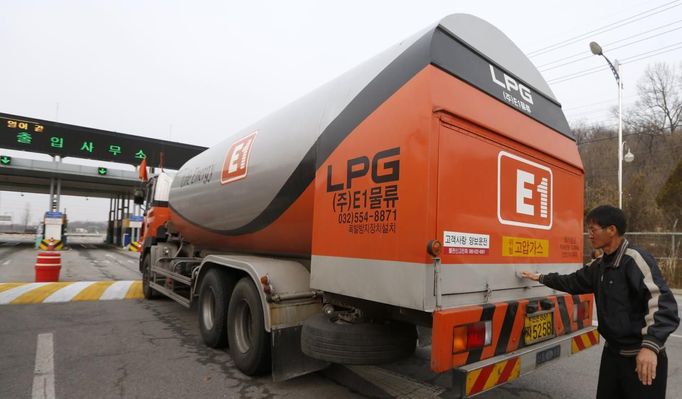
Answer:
[{"left": 35, "top": 251, "right": 62, "bottom": 282}]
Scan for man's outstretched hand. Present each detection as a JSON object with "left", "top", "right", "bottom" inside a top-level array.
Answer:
[{"left": 520, "top": 271, "right": 540, "bottom": 281}]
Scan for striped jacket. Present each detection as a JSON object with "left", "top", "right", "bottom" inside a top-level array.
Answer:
[{"left": 541, "top": 238, "right": 679, "bottom": 356}]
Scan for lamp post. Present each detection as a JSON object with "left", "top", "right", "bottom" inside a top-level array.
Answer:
[{"left": 590, "top": 41, "right": 625, "bottom": 209}]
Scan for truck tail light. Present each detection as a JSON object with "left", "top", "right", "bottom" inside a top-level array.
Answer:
[
  {"left": 427, "top": 240, "right": 442, "bottom": 257},
  {"left": 453, "top": 321, "right": 492, "bottom": 353},
  {"left": 573, "top": 301, "right": 590, "bottom": 322},
  {"left": 260, "top": 275, "right": 272, "bottom": 294}
]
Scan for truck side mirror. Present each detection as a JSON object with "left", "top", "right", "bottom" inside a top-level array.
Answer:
[{"left": 133, "top": 188, "right": 145, "bottom": 205}]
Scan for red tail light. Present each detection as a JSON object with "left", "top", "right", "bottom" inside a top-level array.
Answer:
[
  {"left": 453, "top": 321, "right": 492, "bottom": 353},
  {"left": 468, "top": 322, "right": 487, "bottom": 348}
]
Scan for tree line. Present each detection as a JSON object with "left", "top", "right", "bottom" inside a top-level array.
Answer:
[{"left": 572, "top": 62, "right": 681, "bottom": 232}]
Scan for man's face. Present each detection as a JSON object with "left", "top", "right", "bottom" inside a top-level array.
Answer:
[{"left": 587, "top": 222, "right": 616, "bottom": 250}]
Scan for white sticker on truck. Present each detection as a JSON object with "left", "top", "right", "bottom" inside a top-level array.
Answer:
[{"left": 443, "top": 231, "right": 490, "bottom": 255}]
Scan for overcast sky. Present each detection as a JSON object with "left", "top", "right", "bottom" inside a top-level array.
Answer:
[{"left": 1, "top": 0, "right": 681, "bottom": 224}]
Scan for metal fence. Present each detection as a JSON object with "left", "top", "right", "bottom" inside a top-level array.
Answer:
[{"left": 584, "top": 232, "right": 682, "bottom": 289}]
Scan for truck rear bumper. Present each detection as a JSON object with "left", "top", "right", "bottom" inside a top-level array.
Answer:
[
  {"left": 322, "top": 327, "right": 599, "bottom": 398},
  {"left": 452, "top": 327, "right": 599, "bottom": 397}
]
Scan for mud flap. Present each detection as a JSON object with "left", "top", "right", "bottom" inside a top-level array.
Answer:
[{"left": 271, "top": 325, "right": 328, "bottom": 382}]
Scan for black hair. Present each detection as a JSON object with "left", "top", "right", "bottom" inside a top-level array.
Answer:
[{"left": 586, "top": 205, "right": 626, "bottom": 236}]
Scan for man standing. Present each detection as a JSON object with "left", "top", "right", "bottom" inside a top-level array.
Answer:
[{"left": 521, "top": 205, "right": 679, "bottom": 399}]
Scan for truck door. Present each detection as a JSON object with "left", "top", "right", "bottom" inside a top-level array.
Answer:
[{"left": 435, "top": 113, "right": 584, "bottom": 297}]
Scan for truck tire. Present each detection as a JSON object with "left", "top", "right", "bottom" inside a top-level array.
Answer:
[
  {"left": 198, "top": 269, "right": 234, "bottom": 348},
  {"left": 141, "top": 255, "right": 159, "bottom": 300},
  {"left": 301, "top": 313, "right": 417, "bottom": 364},
  {"left": 227, "top": 278, "right": 271, "bottom": 375}
]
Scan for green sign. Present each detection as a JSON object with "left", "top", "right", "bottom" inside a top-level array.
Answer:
[
  {"left": 0, "top": 155, "right": 11, "bottom": 165},
  {"left": 97, "top": 167, "right": 108, "bottom": 176},
  {"left": 0, "top": 112, "right": 207, "bottom": 169}
]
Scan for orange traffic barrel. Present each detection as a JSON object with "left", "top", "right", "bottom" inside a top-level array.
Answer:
[{"left": 35, "top": 252, "right": 62, "bottom": 282}]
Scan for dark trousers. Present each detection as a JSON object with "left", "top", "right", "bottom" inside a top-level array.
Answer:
[{"left": 596, "top": 346, "right": 668, "bottom": 399}]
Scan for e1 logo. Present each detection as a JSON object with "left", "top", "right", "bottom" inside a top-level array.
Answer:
[
  {"left": 497, "top": 151, "right": 552, "bottom": 230},
  {"left": 221, "top": 131, "right": 257, "bottom": 184}
]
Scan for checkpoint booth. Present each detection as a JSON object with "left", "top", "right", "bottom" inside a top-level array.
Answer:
[{"left": 39, "top": 211, "right": 66, "bottom": 250}]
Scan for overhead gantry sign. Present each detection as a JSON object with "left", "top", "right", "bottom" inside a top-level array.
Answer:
[{"left": 0, "top": 112, "right": 206, "bottom": 170}]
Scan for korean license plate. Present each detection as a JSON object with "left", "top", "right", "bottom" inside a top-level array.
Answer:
[
  {"left": 524, "top": 311, "right": 554, "bottom": 345},
  {"left": 536, "top": 345, "right": 561, "bottom": 366}
]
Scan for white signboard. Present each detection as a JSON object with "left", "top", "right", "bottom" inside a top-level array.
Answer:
[{"left": 443, "top": 231, "right": 490, "bottom": 255}]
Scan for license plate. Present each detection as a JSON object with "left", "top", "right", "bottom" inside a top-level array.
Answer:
[
  {"left": 536, "top": 345, "right": 561, "bottom": 366},
  {"left": 524, "top": 311, "right": 554, "bottom": 345}
]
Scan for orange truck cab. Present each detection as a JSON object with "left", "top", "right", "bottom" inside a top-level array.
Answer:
[{"left": 137, "top": 172, "right": 172, "bottom": 250}]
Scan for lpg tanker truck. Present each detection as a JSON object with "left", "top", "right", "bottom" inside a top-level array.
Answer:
[{"left": 137, "top": 14, "right": 598, "bottom": 396}]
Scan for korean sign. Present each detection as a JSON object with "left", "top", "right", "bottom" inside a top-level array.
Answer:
[{"left": 0, "top": 113, "right": 206, "bottom": 170}]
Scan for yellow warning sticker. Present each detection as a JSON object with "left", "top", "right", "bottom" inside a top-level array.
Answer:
[{"left": 502, "top": 236, "right": 549, "bottom": 257}]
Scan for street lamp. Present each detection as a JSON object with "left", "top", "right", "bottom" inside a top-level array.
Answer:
[
  {"left": 590, "top": 41, "right": 625, "bottom": 209},
  {"left": 623, "top": 142, "right": 635, "bottom": 163}
]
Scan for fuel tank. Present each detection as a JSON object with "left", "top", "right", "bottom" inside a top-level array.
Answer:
[{"left": 169, "top": 14, "right": 577, "bottom": 258}]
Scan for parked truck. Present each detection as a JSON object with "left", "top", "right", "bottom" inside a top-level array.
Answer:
[{"left": 137, "top": 14, "right": 599, "bottom": 397}]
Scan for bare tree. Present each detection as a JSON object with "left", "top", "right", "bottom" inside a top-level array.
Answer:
[
  {"left": 657, "top": 158, "right": 682, "bottom": 229},
  {"left": 626, "top": 62, "right": 682, "bottom": 136},
  {"left": 574, "top": 62, "right": 682, "bottom": 233}
]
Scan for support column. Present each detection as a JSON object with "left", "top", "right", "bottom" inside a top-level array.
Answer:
[
  {"left": 114, "top": 195, "right": 121, "bottom": 246},
  {"left": 49, "top": 178, "right": 55, "bottom": 211},
  {"left": 106, "top": 197, "right": 114, "bottom": 244},
  {"left": 55, "top": 178, "right": 61, "bottom": 211}
]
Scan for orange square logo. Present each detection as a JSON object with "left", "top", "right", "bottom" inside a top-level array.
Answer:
[
  {"left": 497, "top": 151, "right": 552, "bottom": 230},
  {"left": 221, "top": 131, "right": 257, "bottom": 184}
]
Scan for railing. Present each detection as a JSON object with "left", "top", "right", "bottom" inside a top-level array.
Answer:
[{"left": 584, "top": 232, "right": 682, "bottom": 289}]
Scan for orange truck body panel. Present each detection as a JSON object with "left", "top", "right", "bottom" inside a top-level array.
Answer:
[{"left": 311, "top": 66, "right": 583, "bottom": 264}]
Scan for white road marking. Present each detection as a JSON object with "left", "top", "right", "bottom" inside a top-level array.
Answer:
[
  {"left": 43, "top": 282, "right": 96, "bottom": 303},
  {"left": 31, "top": 333, "right": 55, "bottom": 399},
  {"left": 2, "top": 260, "right": 10, "bottom": 265},
  {"left": 99, "top": 281, "right": 134, "bottom": 300},
  {"left": 0, "top": 283, "right": 45, "bottom": 304},
  {"left": 670, "top": 334, "right": 682, "bottom": 339}
]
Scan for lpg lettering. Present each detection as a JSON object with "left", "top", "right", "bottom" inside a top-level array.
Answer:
[
  {"left": 489, "top": 64, "right": 534, "bottom": 104},
  {"left": 326, "top": 147, "right": 400, "bottom": 192}
]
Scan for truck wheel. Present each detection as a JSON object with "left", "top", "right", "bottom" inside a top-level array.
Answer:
[
  {"left": 227, "top": 278, "right": 271, "bottom": 375},
  {"left": 142, "top": 255, "right": 159, "bottom": 300},
  {"left": 198, "top": 269, "right": 234, "bottom": 348},
  {"left": 301, "top": 313, "right": 417, "bottom": 364}
]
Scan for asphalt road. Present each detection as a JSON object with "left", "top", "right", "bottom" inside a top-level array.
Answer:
[
  {"left": 0, "top": 299, "right": 361, "bottom": 399},
  {"left": 1, "top": 234, "right": 681, "bottom": 398}
]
